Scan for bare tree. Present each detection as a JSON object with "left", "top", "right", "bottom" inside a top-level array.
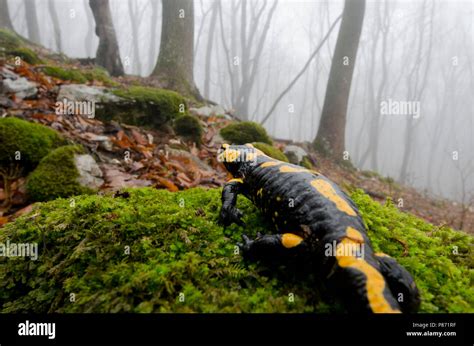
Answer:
[
  {"left": 313, "top": 0, "right": 366, "bottom": 160},
  {"left": 89, "top": 0, "right": 124, "bottom": 76},
  {"left": 24, "top": 0, "right": 41, "bottom": 44},
  {"left": 48, "top": 0, "right": 62, "bottom": 52},
  {"left": 152, "top": 0, "right": 202, "bottom": 100},
  {"left": 399, "top": 0, "right": 434, "bottom": 183},
  {"left": 204, "top": 1, "right": 219, "bottom": 99},
  {"left": 0, "top": 0, "right": 13, "bottom": 30},
  {"left": 128, "top": 0, "right": 146, "bottom": 75},
  {"left": 260, "top": 13, "right": 343, "bottom": 126},
  {"left": 148, "top": 0, "right": 160, "bottom": 74}
]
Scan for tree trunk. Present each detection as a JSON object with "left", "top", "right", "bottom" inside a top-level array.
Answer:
[
  {"left": 313, "top": 0, "right": 366, "bottom": 160},
  {"left": 89, "top": 0, "right": 124, "bottom": 76},
  {"left": 152, "top": 0, "right": 202, "bottom": 100},
  {"left": 149, "top": 0, "right": 160, "bottom": 75},
  {"left": 84, "top": 0, "right": 94, "bottom": 57},
  {"left": 48, "top": 0, "right": 62, "bottom": 52},
  {"left": 128, "top": 0, "right": 142, "bottom": 75},
  {"left": 24, "top": 0, "right": 41, "bottom": 44},
  {"left": 204, "top": 1, "right": 219, "bottom": 99},
  {"left": 0, "top": 0, "right": 13, "bottom": 30}
]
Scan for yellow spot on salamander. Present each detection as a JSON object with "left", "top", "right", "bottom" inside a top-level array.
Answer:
[
  {"left": 257, "top": 188, "right": 263, "bottom": 197},
  {"left": 336, "top": 227, "right": 400, "bottom": 313},
  {"left": 346, "top": 226, "right": 364, "bottom": 243},
  {"left": 276, "top": 196, "right": 281, "bottom": 201},
  {"left": 375, "top": 252, "right": 391, "bottom": 258},
  {"left": 228, "top": 178, "right": 243, "bottom": 184},
  {"left": 260, "top": 161, "right": 281, "bottom": 168},
  {"left": 279, "top": 165, "right": 309, "bottom": 173},
  {"left": 281, "top": 233, "right": 303, "bottom": 248},
  {"left": 310, "top": 179, "right": 357, "bottom": 216},
  {"left": 274, "top": 211, "right": 278, "bottom": 217}
]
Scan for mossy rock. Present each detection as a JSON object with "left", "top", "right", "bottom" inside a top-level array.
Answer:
[
  {"left": 42, "top": 66, "right": 117, "bottom": 86},
  {"left": 173, "top": 115, "right": 203, "bottom": 144},
  {"left": 94, "top": 86, "right": 187, "bottom": 129},
  {"left": 0, "top": 117, "right": 64, "bottom": 173},
  {"left": 43, "top": 66, "right": 88, "bottom": 83},
  {"left": 0, "top": 29, "right": 27, "bottom": 50},
  {"left": 26, "top": 145, "right": 94, "bottom": 202},
  {"left": 7, "top": 47, "right": 43, "bottom": 65},
  {"left": 252, "top": 142, "right": 288, "bottom": 162},
  {"left": 0, "top": 186, "right": 472, "bottom": 313},
  {"left": 220, "top": 121, "right": 272, "bottom": 145},
  {"left": 0, "top": 29, "right": 42, "bottom": 65}
]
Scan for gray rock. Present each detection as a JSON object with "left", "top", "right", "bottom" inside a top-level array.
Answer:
[
  {"left": 74, "top": 154, "right": 104, "bottom": 189},
  {"left": 57, "top": 84, "right": 122, "bottom": 103},
  {"left": 190, "top": 104, "right": 227, "bottom": 118},
  {"left": 1, "top": 77, "right": 37, "bottom": 99},
  {"left": 0, "top": 67, "right": 19, "bottom": 80},
  {"left": 284, "top": 145, "right": 309, "bottom": 165}
]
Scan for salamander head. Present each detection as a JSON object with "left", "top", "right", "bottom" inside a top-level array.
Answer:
[{"left": 217, "top": 143, "right": 261, "bottom": 177}]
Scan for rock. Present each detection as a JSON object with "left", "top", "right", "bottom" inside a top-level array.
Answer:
[
  {"left": 1, "top": 77, "right": 37, "bottom": 99},
  {"left": 74, "top": 154, "right": 104, "bottom": 189},
  {"left": 57, "top": 84, "right": 122, "bottom": 103},
  {"left": 284, "top": 145, "right": 309, "bottom": 165},
  {"left": 0, "top": 67, "right": 20, "bottom": 80},
  {"left": 190, "top": 105, "right": 227, "bottom": 118}
]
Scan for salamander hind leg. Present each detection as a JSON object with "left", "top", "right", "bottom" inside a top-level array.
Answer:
[
  {"left": 374, "top": 253, "right": 421, "bottom": 313},
  {"left": 324, "top": 227, "right": 402, "bottom": 313}
]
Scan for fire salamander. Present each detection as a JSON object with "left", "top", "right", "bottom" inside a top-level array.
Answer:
[{"left": 218, "top": 143, "right": 420, "bottom": 313}]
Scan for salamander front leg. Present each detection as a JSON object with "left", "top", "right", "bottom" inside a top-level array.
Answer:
[
  {"left": 219, "top": 178, "right": 246, "bottom": 227},
  {"left": 237, "top": 232, "right": 307, "bottom": 261}
]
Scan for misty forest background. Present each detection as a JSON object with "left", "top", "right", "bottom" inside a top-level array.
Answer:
[{"left": 1, "top": 0, "right": 473, "bottom": 206}]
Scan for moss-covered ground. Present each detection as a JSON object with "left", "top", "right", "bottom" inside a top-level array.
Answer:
[{"left": 0, "top": 187, "right": 471, "bottom": 313}]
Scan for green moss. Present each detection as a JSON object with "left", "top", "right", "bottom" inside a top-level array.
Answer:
[
  {"left": 95, "top": 86, "right": 187, "bottom": 129},
  {"left": 301, "top": 156, "right": 313, "bottom": 169},
  {"left": 112, "top": 86, "right": 186, "bottom": 108},
  {"left": 26, "top": 145, "right": 94, "bottom": 202},
  {"left": 1, "top": 186, "right": 471, "bottom": 313},
  {"left": 252, "top": 142, "right": 288, "bottom": 162},
  {"left": 173, "top": 115, "right": 203, "bottom": 144},
  {"left": 82, "top": 67, "right": 118, "bottom": 86},
  {"left": 220, "top": 122, "right": 272, "bottom": 145},
  {"left": 43, "top": 66, "right": 88, "bottom": 83},
  {"left": 0, "top": 28, "right": 25, "bottom": 50},
  {"left": 0, "top": 117, "right": 63, "bottom": 173},
  {"left": 7, "top": 47, "right": 43, "bottom": 65},
  {"left": 42, "top": 65, "right": 117, "bottom": 86},
  {"left": 0, "top": 29, "right": 42, "bottom": 64}
]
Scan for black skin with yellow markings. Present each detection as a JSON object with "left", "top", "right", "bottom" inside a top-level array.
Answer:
[{"left": 218, "top": 143, "right": 421, "bottom": 313}]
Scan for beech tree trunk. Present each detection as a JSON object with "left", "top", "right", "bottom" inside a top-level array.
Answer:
[
  {"left": 25, "top": 0, "right": 41, "bottom": 44},
  {"left": 313, "top": 0, "right": 366, "bottom": 160},
  {"left": 89, "top": 0, "right": 124, "bottom": 76},
  {"left": 0, "top": 0, "right": 13, "bottom": 30},
  {"left": 48, "top": 0, "right": 62, "bottom": 52},
  {"left": 152, "top": 0, "right": 202, "bottom": 100}
]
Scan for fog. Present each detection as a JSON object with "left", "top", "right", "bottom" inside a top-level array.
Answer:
[{"left": 7, "top": 0, "right": 473, "bottom": 204}]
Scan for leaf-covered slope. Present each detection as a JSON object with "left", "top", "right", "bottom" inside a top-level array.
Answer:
[{"left": 1, "top": 188, "right": 472, "bottom": 313}]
